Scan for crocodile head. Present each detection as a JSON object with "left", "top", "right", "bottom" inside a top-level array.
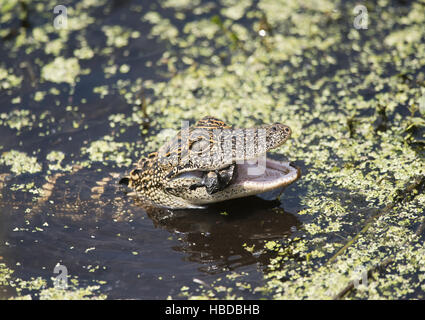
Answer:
[{"left": 120, "top": 117, "right": 300, "bottom": 209}]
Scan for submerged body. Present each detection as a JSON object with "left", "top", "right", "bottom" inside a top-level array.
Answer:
[{"left": 120, "top": 116, "right": 300, "bottom": 209}]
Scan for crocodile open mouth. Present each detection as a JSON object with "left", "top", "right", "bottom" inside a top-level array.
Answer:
[
  {"left": 231, "top": 158, "right": 301, "bottom": 194},
  {"left": 162, "top": 157, "right": 301, "bottom": 207}
]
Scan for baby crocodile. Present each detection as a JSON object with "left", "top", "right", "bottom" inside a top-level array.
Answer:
[{"left": 120, "top": 116, "right": 300, "bottom": 209}]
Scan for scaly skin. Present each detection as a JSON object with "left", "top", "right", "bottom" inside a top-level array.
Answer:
[{"left": 120, "top": 116, "right": 300, "bottom": 209}]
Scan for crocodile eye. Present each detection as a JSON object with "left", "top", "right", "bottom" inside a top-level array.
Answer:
[{"left": 284, "top": 127, "right": 290, "bottom": 133}]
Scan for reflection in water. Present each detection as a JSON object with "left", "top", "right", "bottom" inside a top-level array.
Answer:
[
  {"left": 138, "top": 196, "right": 301, "bottom": 274},
  {"left": 0, "top": 167, "right": 300, "bottom": 298}
]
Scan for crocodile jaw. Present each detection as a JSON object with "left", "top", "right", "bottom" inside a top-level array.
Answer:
[
  {"left": 175, "top": 159, "right": 301, "bottom": 207},
  {"left": 233, "top": 159, "right": 301, "bottom": 193}
]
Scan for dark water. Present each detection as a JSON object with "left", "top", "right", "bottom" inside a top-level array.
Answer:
[
  {"left": 4, "top": 0, "right": 423, "bottom": 300},
  {"left": 0, "top": 0, "right": 304, "bottom": 299},
  {"left": 0, "top": 164, "right": 301, "bottom": 299}
]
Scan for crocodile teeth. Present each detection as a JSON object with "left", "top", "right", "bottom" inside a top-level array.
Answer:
[{"left": 233, "top": 159, "right": 301, "bottom": 194}]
